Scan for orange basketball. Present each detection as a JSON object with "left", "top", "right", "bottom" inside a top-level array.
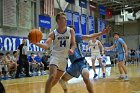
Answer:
[{"left": 28, "top": 29, "right": 43, "bottom": 43}]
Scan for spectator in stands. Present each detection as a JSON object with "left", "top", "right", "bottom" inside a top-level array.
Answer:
[
  {"left": 28, "top": 53, "right": 37, "bottom": 73},
  {"left": 127, "top": 48, "right": 131, "bottom": 64},
  {"left": 12, "top": 51, "right": 18, "bottom": 64},
  {"left": 130, "top": 48, "right": 136, "bottom": 63},
  {"left": 4, "top": 52, "right": 17, "bottom": 77},
  {"left": 34, "top": 52, "right": 44, "bottom": 74},
  {"left": 0, "top": 53, "right": 8, "bottom": 79},
  {"left": 16, "top": 39, "right": 31, "bottom": 78},
  {"left": 136, "top": 49, "right": 140, "bottom": 62},
  {"left": 42, "top": 52, "right": 50, "bottom": 70}
]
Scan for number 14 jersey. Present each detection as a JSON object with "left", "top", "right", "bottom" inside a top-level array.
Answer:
[{"left": 51, "top": 27, "right": 71, "bottom": 58}]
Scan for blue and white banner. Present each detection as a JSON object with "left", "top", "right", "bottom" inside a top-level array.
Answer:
[
  {"left": 0, "top": 36, "right": 46, "bottom": 51},
  {"left": 102, "top": 21, "right": 107, "bottom": 38},
  {"left": 89, "top": 16, "right": 94, "bottom": 34},
  {"left": 82, "top": 42, "right": 88, "bottom": 52},
  {"left": 81, "top": 14, "right": 87, "bottom": 35},
  {"left": 39, "top": 15, "right": 51, "bottom": 29},
  {"left": 98, "top": 19, "right": 107, "bottom": 38},
  {"left": 73, "top": 12, "right": 80, "bottom": 33},
  {"left": 65, "top": 10, "right": 72, "bottom": 26},
  {"left": 98, "top": 18, "right": 102, "bottom": 32},
  {"left": 79, "top": 0, "right": 87, "bottom": 8},
  {"left": 99, "top": 5, "right": 106, "bottom": 15}
]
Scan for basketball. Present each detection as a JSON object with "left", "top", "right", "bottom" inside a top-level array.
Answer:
[{"left": 28, "top": 29, "right": 43, "bottom": 43}]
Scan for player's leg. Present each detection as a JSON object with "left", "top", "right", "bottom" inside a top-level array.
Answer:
[
  {"left": 59, "top": 72, "right": 73, "bottom": 93},
  {"left": 118, "top": 61, "right": 123, "bottom": 78},
  {"left": 45, "top": 64, "right": 58, "bottom": 93},
  {"left": 117, "top": 53, "right": 128, "bottom": 80},
  {"left": 82, "top": 68, "right": 94, "bottom": 93},
  {"left": 51, "top": 69, "right": 64, "bottom": 86},
  {"left": 51, "top": 58, "right": 67, "bottom": 89},
  {"left": 59, "top": 62, "right": 80, "bottom": 93},
  {"left": 97, "top": 57, "right": 106, "bottom": 78},
  {"left": 91, "top": 55, "right": 97, "bottom": 78}
]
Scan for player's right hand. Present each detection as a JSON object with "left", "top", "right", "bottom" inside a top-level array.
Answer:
[{"left": 69, "top": 49, "right": 74, "bottom": 55}]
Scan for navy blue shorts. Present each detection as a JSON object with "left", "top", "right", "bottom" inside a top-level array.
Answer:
[{"left": 66, "top": 59, "right": 89, "bottom": 78}]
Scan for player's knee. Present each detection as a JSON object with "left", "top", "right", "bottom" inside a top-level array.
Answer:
[
  {"left": 82, "top": 72, "right": 89, "bottom": 83},
  {"left": 82, "top": 75, "right": 89, "bottom": 83},
  {"left": 118, "top": 62, "right": 123, "bottom": 67}
]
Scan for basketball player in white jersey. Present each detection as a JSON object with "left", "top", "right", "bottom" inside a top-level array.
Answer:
[
  {"left": 87, "top": 38, "right": 106, "bottom": 79},
  {"left": 32, "top": 12, "right": 76, "bottom": 93}
]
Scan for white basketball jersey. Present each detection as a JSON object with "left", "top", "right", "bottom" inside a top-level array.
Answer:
[
  {"left": 88, "top": 40, "right": 100, "bottom": 53},
  {"left": 51, "top": 27, "right": 71, "bottom": 58}
]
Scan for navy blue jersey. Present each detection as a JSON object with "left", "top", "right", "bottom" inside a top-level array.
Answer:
[{"left": 69, "top": 34, "right": 84, "bottom": 63}]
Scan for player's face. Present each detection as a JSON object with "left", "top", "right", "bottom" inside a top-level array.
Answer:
[
  {"left": 114, "top": 34, "right": 119, "bottom": 40},
  {"left": 58, "top": 15, "right": 66, "bottom": 26},
  {"left": 92, "top": 38, "right": 96, "bottom": 42}
]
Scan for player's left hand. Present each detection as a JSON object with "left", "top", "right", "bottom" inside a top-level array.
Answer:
[
  {"left": 102, "top": 25, "right": 111, "bottom": 34},
  {"left": 69, "top": 49, "right": 74, "bottom": 55}
]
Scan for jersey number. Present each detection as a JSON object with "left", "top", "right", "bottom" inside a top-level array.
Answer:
[{"left": 60, "top": 40, "right": 66, "bottom": 47}]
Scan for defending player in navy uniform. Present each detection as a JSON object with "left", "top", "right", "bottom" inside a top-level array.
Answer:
[{"left": 59, "top": 26, "right": 110, "bottom": 93}]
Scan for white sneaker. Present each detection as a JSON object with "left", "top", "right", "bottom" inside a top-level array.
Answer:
[{"left": 124, "top": 76, "right": 129, "bottom": 81}]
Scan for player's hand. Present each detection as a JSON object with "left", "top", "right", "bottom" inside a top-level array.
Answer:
[
  {"left": 125, "top": 52, "right": 128, "bottom": 60},
  {"left": 102, "top": 51, "right": 105, "bottom": 55},
  {"left": 69, "top": 49, "right": 74, "bottom": 55},
  {"left": 102, "top": 25, "right": 111, "bottom": 34}
]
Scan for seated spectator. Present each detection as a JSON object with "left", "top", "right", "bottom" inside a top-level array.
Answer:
[
  {"left": 4, "top": 52, "right": 17, "bottom": 77},
  {"left": 0, "top": 53, "right": 8, "bottom": 78},
  {"left": 136, "top": 49, "right": 140, "bottom": 62},
  {"left": 130, "top": 48, "right": 136, "bottom": 63},
  {"left": 42, "top": 52, "right": 50, "bottom": 70},
  {"left": 34, "top": 52, "right": 44, "bottom": 74},
  {"left": 28, "top": 53, "right": 38, "bottom": 73},
  {"left": 12, "top": 51, "right": 18, "bottom": 64}
]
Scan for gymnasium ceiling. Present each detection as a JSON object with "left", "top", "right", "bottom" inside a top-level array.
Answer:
[{"left": 97, "top": 0, "right": 140, "bottom": 15}]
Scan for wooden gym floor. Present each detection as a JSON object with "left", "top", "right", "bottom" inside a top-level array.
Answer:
[{"left": 2, "top": 64, "right": 140, "bottom": 93}]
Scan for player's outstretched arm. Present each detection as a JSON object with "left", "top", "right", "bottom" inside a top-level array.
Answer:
[
  {"left": 105, "top": 44, "right": 116, "bottom": 51},
  {"left": 82, "top": 25, "right": 111, "bottom": 41},
  {"left": 34, "top": 32, "right": 54, "bottom": 50}
]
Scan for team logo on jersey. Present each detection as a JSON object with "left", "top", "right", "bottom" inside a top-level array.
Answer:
[{"left": 57, "top": 36, "right": 69, "bottom": 40}]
